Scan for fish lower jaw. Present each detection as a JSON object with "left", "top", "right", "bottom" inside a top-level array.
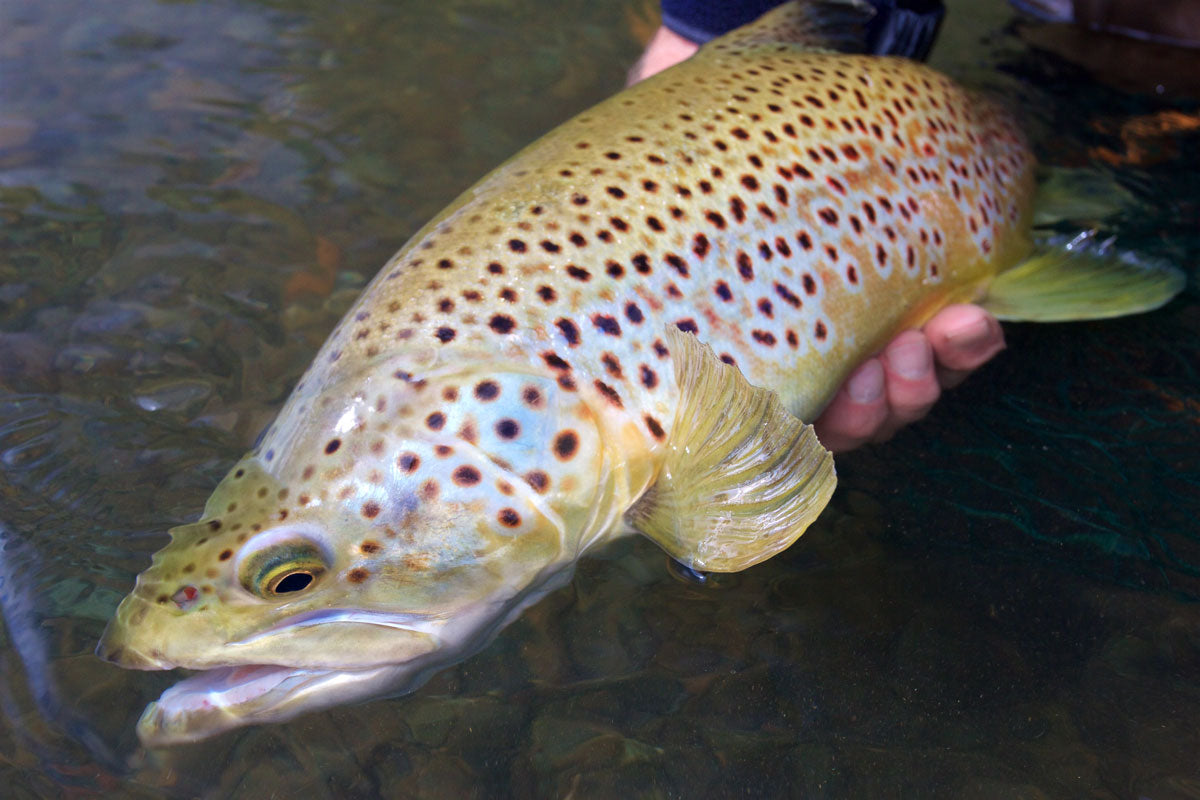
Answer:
[{"left": 136, "top": 662, "right": 408, "bottom": 747}]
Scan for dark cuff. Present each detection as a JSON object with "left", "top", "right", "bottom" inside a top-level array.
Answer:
[
  {"left": 661, "top": 0, "right": 945, "bottom": 61},
  {"left": 661, "top": 0, "right": 793, "bottom": 44}
]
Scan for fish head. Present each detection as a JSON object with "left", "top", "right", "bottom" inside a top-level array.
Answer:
[{"left": 97, "top": 366, "right": 610, "bottom": 744}]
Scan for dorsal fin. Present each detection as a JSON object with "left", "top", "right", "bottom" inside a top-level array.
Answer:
[{"left": 626, "top": 327, "right": 837, "bottom": 573}]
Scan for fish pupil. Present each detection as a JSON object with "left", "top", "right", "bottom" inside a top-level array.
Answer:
[{"left": 272, "top": 571, "right": 314, "bottom": 594}]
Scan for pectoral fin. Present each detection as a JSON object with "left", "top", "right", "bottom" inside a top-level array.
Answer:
[{"left": 627, "top": 327, "right": 836, "bottom": 573}]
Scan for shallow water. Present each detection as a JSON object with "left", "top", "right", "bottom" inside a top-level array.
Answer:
[{"left": 1, "top": 0, "right": 1198, "bottom": 796}]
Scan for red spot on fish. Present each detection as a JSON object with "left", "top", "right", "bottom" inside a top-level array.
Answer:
[{"left": 173, "top": 586, "right": 199, "bottom": 608}]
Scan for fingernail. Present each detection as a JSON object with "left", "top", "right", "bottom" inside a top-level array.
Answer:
[
  {"left": 945, "top": 316, "right": 991, "bottom": 350},
  {"left": 886, "top": 337, "right": 932, "bottom": 380},
  {"left": 847, "top": 360, "right": 884, "bottom": 404}
]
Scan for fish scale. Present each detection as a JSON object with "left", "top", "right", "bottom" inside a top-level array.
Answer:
[
  {"left": 294, "top": 51, "right": 1032, "bottom": 453},
  {"left": 97, "top": 0, "right": 1182, "bottom": 746}
]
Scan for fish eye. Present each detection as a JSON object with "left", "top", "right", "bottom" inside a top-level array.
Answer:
[{"left": 238, "top": 537, "right": 329, "bottom": 599}]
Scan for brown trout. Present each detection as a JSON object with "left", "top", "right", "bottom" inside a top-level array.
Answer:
[{"left": 97, "top": 0, "right": 1183, "bottom": 745}]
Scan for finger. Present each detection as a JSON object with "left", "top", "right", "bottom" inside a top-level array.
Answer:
[
  {"left": 813, "top": 358, "right": 889, "bottom": 453},
  {"left": 876, "top": 330, "right": 941, "bottom": 440},
  {"left": 924, "top": 304, "right": 1005, "bottom": 388},
  {"left": 626, "top": 26, "right": 700, "bottom": 85}
]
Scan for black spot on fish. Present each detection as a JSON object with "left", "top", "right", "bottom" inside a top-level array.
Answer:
[
  {"left": 554, "top": 430, "right": 579, "bottom": 460},
  {"left": 592, "top": 314, "right": 621, "bottom": 336},
  {"left": 489, "top": 315, "right": 516, "bottom": 334},
  {"left": 556, "top": 318, "right": 580, "bottom": 346}
]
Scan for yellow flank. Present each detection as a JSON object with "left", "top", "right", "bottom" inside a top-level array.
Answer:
[{"left": 299, "top": 52, "right": 1035, "bottom": 458}]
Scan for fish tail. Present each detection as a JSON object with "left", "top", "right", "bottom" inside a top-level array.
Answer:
[
  {"left": 981, "top": 232, "right": 1186, "bottom": 322},
  {"left": 714, "top": 0, "right": 944, "bottom": 60}
]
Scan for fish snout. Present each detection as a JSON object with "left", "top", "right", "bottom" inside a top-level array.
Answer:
[
  {"left": 95, "top": 626, "right": 173, "bottom": 670},
  {"left": 95, "top": 601, "right": 175, "bottom": 670}
]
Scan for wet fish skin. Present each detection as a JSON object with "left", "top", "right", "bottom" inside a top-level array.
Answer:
[{"left": 96, "top": 1, "right": 1088, "bottom": 745}]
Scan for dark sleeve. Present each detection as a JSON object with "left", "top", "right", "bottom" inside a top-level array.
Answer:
[
  {"left": 660, "top": 0, "right": 787, "bottom": 44},
  {"left": 661, "top": 0, "right": 945, "bottom": 60}
]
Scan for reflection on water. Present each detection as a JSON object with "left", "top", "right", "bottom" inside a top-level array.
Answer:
[{"left": 1, "top": 0, "right": 1198, "bottom": 796}]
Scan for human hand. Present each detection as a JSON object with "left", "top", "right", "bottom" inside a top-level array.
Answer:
[
  {"left": 626, "top": 31, "right": 1004, "bottom": 452},
  {"left": 627, "top": 25, "right": 700, "bottom": 85},
  {"left": 814, "top": 304, "right": 1006, "bottom": 452}
]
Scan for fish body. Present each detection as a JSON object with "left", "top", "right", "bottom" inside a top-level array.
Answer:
[{"left": 96, "top": 1, "right": 1181, "bottom": 745}]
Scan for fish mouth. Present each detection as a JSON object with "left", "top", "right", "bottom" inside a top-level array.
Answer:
[
  {"left": 136, "top": 662, "right": 411, "bottom": 747},
  {"left": 99, "top": 608, "right": 446, "bottom": 747}
]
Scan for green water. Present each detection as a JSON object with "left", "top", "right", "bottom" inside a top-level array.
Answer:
[{"left": 1, "top": 0, "right": 1198, "bottom": 796}]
